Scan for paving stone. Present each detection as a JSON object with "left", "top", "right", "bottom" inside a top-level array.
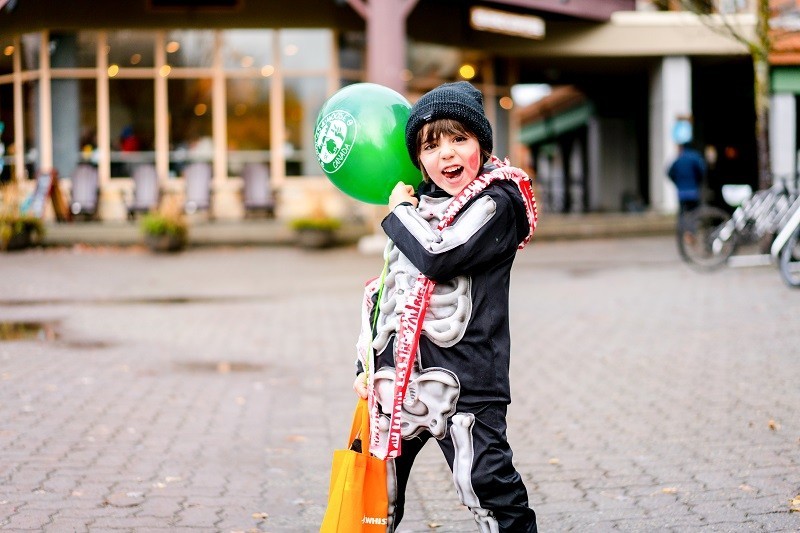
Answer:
[{"left": 0, "top": 238, "right": 798, "bottom": 531}]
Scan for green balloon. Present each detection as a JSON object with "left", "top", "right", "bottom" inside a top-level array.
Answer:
[{"left": 314, "top": 83, "right": 421, "bottom": 205}]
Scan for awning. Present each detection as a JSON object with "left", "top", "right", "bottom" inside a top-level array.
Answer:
[
  {"left": 518, "top": 100, "right": 594, "bottom": 145},
  {"left": 772, "top": 66, "right": 800, "bottom": 94}
]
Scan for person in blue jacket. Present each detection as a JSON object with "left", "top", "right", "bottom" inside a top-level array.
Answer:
[
  {"left": 667, "top": 121, "right": 706, "bottom": 215},
  {"left": 352, "top": 81, "right": 538, "bottom": 532}
]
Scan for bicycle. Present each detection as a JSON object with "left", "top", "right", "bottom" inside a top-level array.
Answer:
[
  {"left": 770, "top": 192, "right": 800, "bottom": 288},
  {"left": 676, "top": 176, "right": 798, "bottom": 272}
]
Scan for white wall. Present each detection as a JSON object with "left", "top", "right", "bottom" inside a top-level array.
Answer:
[
  {"left": 649, "top": 56, "right": 691, "bottom": 213},
  {"left": 770, "top": 93, "right": 797, "bottom": 184}
]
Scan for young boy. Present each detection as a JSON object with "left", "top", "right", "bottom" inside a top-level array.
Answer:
[{"left": 353, "top": 81, "right": 538, "bottom": 532}]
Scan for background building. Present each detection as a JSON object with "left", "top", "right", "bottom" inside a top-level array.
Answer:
[{"left": 0, "top": 0, "right": 793, "bottom": 222}]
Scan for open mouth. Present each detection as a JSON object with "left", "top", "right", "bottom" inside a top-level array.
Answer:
[{"left": 442, "top": 165, "right": 464, "bottom": 180}]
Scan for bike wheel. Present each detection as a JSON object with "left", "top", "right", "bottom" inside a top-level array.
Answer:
[
  {"left": 677, "top": 206, "right": 736, "bottom": 271},
  {"left": 779, "top": 225, "right": 800, "bottom": 288}
]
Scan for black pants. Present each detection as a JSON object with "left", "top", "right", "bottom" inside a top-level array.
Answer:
[{"left": 390, "top": 403, "right": 537, "bottom": 532}]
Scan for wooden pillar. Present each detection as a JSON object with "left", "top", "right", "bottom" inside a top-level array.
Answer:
[
  {"left": 270, "top": 31, "right": 285, "bottom": 189},
  {"left": 346, "top": 0, "right": 418, "bottom": 93},
  {"left": 155, "top": 31, "right": 169, "bottom": 185},
  {"left": 96, "top": 32, "right": 110, "bottom": 186},
  {"left": 212, "top": 31, "right": 227, "bottom": 187},
  {"left": 39, "top": 32, "right": 52, "bottom": 172}
]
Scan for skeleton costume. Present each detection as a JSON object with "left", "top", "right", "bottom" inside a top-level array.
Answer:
[{"left": 355, "top": 82, "right": 539, "bottom": 533}]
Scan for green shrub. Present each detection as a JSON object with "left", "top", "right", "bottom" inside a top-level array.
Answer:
[
  {"left": 140, "top": 212, "right": 188, "bottom": 239},
  {"left": 289, "top": 217, "right": 342, "bottom": 232}
]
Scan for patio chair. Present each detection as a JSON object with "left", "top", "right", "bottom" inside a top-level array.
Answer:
[
  {"left": 127, "top": 164, "right": 161, "bottom": 220},
  {"left": 69, "top": 164, "right": 99, "bottom": 220},
  {"left": 183, "top": 162, "right": 213, "bottom": 218},
  {"left": 242, "top": 162, "right": 275, "bottom": 218}
]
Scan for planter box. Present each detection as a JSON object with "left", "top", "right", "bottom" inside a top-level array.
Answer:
[
  {"left": 2, "top": 231, "right": 32, "bottom": 251},
  {"left": 296, "top": 228, "right": 336, "bottom": 249},
  {"left": 143, "top": 233, "right": 187, "bottom": 253}
]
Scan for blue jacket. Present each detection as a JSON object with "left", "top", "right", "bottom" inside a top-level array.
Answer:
[{"left": 667, "top": 147, "right": 706, "bottom": 201}]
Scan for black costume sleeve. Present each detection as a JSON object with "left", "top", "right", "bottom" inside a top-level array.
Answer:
[{"left": 381, "top": 184, "right": 525, "bottom": 282}]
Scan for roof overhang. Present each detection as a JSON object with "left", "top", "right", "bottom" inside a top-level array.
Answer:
[{"left": 486, "top": 0, "right": 636, "bottom": 22}]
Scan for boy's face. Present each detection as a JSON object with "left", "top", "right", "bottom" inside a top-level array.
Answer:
[{"left": 418, "top": 125, "right": 482, "bottom": 196}]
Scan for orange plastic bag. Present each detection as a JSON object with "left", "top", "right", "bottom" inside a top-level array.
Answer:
[{"left": 320, "top": 399, "right": 388, "bottom": 532}]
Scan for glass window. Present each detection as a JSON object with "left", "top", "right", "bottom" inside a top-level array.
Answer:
[
  {"left": 1, "top": 36, "right": 15, "bottom": 76},
  {"left": 338, "top": 31, "right": 365, "bottom": 72},
  {"left": 0, "top": 83, "right": 13, "bottom": 182},
  {"left": 221, "top": 30, "right": 273, "bottom": 71},
  {"left": 23, "top": 79, "right": 38, "bottom": 178},
  {"left": 165, "top": 30, "right": 215, "bottom": 68},
  {"left": 284, "top": 76, "right": 326, "bottom": 177},
  {"left": 169, "top": 78, "right": 213, "bottom": 176},
  {"left": 108, "top": 30, "right": 156, "bottom": 69},
  {"left": 279, "top": 30, "right": 331, "bottom": 71},
  {"left": 109, "top": 78, "right": 155, "bottom": 177},
  {"left": 50, "top": 31, "right": 97, "bottom": 69},
  {"left": 407, "top": 42, "right": 484, "bottom": 85},
  {"left": 52, "top": 79, "right": 97, "bottom": 178},
  {"left": 21, "top": 33, "right": 40, "bottom": 71},
  {"left": 226, "top": 77, "right": 270, "bottom": 175}
]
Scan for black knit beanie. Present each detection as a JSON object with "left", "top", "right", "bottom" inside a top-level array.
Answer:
[{"left": 405, "top": 81, "right": 493, "bottom": 168}]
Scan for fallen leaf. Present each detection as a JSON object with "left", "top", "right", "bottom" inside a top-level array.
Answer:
[
  {"left": 104, "top": 491, "right": 144, "bottom": 508},
  {"left": 548, "top": 458, "right": 560, "bottom": 465},
  {"left": 790, "top": 495, "right": 800, "bottom": 512},
  {"left": 286, "top": 435, "right": 307, "bottom": 443},
  {"left": 252, "top": 512, "right": 269, "bottom": 520},
  {"left": 662, "top": 487, "right": 678, "bottom": 494},
  {"left": 739, "top": 484, "right": 755, "bottom": 492},
  {"left": 427, "top": 522, "right": 441, "bottom": 529},
  {"left": 768, "top": 419, "right": 780, "bottom": 431}
]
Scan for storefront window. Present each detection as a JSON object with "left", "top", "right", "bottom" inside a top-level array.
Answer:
[
  {"left": 338, "top": 32, "right": 364, "bottom": 87},
  {"left": 23, "top": 79, "right": 38, "bottom": 178},
  {"left": 0, "top": 83, "right": 13, "bottom": 182},
  {"left": 226, "top": 77, "right": 270, "bottom": 175},
  {"left": 108, "top": 30, "right": 156, "bottom": 69},
  {"left": 20, "top": 33, "right": 40, "bottom": 71},
  {"left": 109, "top": 78, "right": 155, "bottom": 177},
  {"left": 222, "top": 29, "right": 273, "bottom": 71},
  {"left": 166, "top": 30, "right": 215, "bottom": 68},
  {"left": 0, "top": 38, "right": 12, "bottom": 182},
  {"left": 50, "top": 31, "right": 97, "bottom": 69},
  {"left": 169, "top": 77, "right": 213, "bottom": 175},
  {"left": 0, "top": 36, "right": 14, "bottom": 77},
  {"left": 52, "top": 79, "right": 97, "bottom": 178},
  {"left": 284, "top": 76, "right": 326, "bottom": 177},
  {"left": 407, "top": 42, "right": 483, "bottom": 90},
  {"left": 279, "top": 30, "right": 331, "bottom": 71}
]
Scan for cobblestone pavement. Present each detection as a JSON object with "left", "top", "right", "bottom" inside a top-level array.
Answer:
[{"left": 0, "top": 236, "right": 798, "bottom": 532}]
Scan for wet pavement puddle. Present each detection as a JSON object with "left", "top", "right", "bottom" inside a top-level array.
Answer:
[
  {"left": 173, "top": 361, "right": 266, "bottom": 373},
  {"left": 0, "top": 321, "right": 58, "bottom": 341},
  {"left": 0, "top": 320, "right": 111, "bottom": 349}
]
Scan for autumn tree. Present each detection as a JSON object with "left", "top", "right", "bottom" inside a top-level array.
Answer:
[{"left": 678, "top": 0, "right": 775, "bottom": 189}]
